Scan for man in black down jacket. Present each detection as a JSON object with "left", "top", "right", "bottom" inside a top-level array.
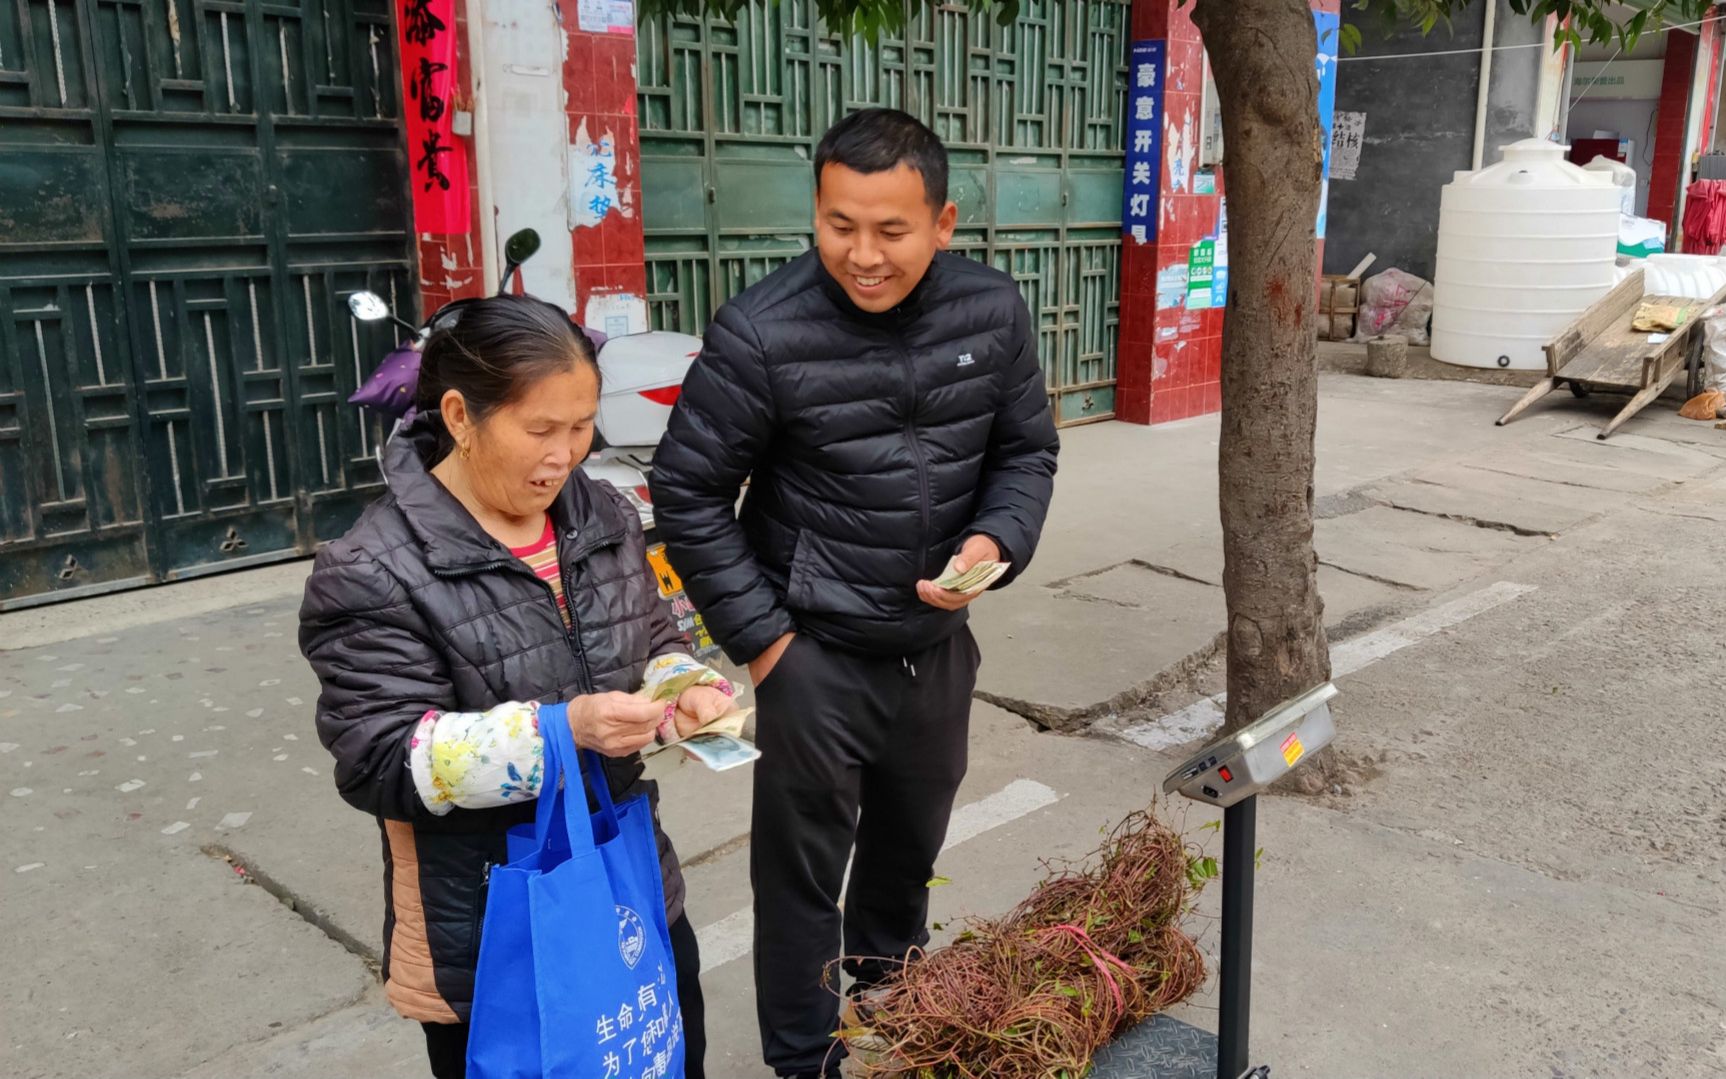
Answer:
[{"left": 650, "top": 108, "right": 1059, "bottom": 1078}]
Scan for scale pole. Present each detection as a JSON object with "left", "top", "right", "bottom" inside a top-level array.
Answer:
[{"left": 1217, "top": 795, "right": 1256, "bottom": 1079}]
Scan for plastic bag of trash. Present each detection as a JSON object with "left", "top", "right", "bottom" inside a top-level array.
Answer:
[
  {"left": 1702, "top": 305, "right": 1726, "bottom": 393},
  {"left": 1354, "top": 269, "right": 1433, "bottom": 346},
  {"left": 1584, "top": 156, "right": 1637, "bottom": 216}
]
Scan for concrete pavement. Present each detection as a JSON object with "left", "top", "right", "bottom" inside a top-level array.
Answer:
[{"left": 4, "top": 371, "right": 1725, "bottom": 1078}]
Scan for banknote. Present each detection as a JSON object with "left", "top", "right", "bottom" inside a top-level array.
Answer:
[
  {"left": 932, "top": 556, "right": 1009, "bottom": 595},
  {"left": 641, "top": 707, "right": 757, "bottom": 774},
  {"left": 678, "top": 732, "right": 763, "bottom": 772}
]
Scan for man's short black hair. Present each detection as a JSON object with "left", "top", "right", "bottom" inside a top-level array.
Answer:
[{"left": 814, "top": 108, "right": 949, "bottom": 209}]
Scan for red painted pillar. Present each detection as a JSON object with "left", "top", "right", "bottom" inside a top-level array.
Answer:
[
  {"left": 1114, "top": 0, "right": 1169, "bottom": 425},
  {"left": 1117, "top": 0, "right": 1336, "bottom": 426},
  {"left": 1701, "top": 18, "right": 1724, "bottom": 170},
  {"left": 1648, "top": 29, "right": 1699, "bottom": 232},
  {"left": 1149, "top": 4, "right": 1225, "bottom": 425},
  {"left": 1117, "top": 0, "right": 1224, "bottom": 425}
]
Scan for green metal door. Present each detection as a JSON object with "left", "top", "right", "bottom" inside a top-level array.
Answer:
[
  {"left": 0, "top": 0, "right": 415, "bottom": 608},
  {"left": 635, "top": 0, "right": 1128, "bottom": 426}
]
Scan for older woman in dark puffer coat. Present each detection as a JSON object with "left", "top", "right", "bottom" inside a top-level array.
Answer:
[{"left": 300, "top": 294, "right": 728, "bottom": 1079}]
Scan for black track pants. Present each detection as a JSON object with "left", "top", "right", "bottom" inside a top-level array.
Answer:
[{"left": 749, "top": 628, "right": 980, "bottom": 1076}]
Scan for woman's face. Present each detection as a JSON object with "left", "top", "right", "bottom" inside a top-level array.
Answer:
[{"left": 450, "top": 361, "right": 600, "bottom": 520}]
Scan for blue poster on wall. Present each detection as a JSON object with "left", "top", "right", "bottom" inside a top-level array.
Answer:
[
  {"left": 1122, "top": 39, "right": 1165, "bottom": 247},
  {"left": 1314, "top": 8, "right": 1340, "bottom": 240}
]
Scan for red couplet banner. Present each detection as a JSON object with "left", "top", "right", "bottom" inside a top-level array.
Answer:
[{"left": 397, "top": 0, "right": 471, "bottom": 235}]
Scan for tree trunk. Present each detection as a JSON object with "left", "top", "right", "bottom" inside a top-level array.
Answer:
[{"left": 1190, "top": 0, "right": 1335, "bottom": 786}]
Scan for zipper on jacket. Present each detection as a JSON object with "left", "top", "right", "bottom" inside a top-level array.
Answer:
[
  {"left": 470, "top": 861, "right": 492, "bottom": 946},
  {"left": 556, "top": 530, "right": 595, "bottom": 691},
  {"left": 895, "top": 337, "right": 933, "bottom": 576}
]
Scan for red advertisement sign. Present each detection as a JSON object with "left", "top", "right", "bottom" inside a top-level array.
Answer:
[{"left": 397, "top": 0, "right": 470, "bottom": 235}]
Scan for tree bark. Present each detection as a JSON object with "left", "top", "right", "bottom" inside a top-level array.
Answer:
[{"left": 1190, "top": 0, "right": 1334, "bottom": 780}]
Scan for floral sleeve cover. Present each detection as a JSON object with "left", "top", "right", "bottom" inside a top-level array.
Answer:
[{"left": 406, "top": 653, "right": 730, "bottom": 814}]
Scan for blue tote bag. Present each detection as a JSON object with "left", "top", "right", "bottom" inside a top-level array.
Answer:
[{"left": 467, "top": 702, "right": 685, "bottom": 1079}]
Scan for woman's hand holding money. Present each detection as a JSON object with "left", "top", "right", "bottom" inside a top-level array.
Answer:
[
  {"left": 567, "top": 692, "right": 666, "bottom": 756},
  {"left": 673, "top": 685, "right": 733, "bottom": 738}
]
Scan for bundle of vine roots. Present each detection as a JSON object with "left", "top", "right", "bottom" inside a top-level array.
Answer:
[{"left": 839, "top": 808, "right": 1207, "bottom": 1079}]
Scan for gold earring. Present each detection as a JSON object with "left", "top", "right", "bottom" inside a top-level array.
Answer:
[{"left": 459, "top": 442, "right": 472, "bottom": 461}]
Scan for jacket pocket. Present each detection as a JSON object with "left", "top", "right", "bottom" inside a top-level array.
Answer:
[
  {"left": 786, "top": 529, "right": 813, "bottom": 608},
  {"left": 752, "top": 631, "right": 809, "bottom": 690},
  {"left": 786, "top": 529, "right": 898, "bottom": 621}
]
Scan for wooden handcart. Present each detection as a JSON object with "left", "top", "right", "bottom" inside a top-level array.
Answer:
[{"left": 1496, "top": 269, "right": 1723, "bottom": 440}]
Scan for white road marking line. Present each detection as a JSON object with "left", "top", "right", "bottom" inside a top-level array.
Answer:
[
  {"left": 1329, "top": 580, "right": 1536, "bottom": 676},
  {"left": 1119, "top": 581, "right": 1538, "bottom": 751},
  {"left": 941, "top": 779, "right": 1063, "bottom": 849},
  {"left": 697, "top": 778, "right": 1062, "bottom": 974},
  {"left": 695, "top": 909, "right": 754, "bottom": 974}
]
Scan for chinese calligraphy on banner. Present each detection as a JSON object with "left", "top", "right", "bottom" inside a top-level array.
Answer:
[
  {"left": 398, "top": 0, "right": 471, "bottom": 235},
  {"left": 1122, "top": 40, "right": 1164, "bottom": 246}
]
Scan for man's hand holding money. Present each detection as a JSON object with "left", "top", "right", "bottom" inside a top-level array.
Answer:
[{"left": 917, "top": 534, "right": 1006, "bottom": 611}]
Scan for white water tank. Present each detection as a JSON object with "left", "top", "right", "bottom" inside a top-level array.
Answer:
[{"left": 1431, "top": 139, "right": 1620, "bottom": 370}]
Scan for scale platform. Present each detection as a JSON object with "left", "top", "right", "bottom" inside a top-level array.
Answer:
[{"left": 1089, "top": 1014, "right": 1219, "bottom": 1079}]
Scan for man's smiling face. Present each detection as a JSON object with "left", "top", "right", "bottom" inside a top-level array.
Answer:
[{"left": 814, "top": 162, "right": 957, "bottom": 314}]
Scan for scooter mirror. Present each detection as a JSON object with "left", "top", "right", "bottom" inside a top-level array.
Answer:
[
  {"left": 504, "top": 229, "right": 541, "bottom": 265},
  {"left": 498, "top": 229, "right": 543, "bottom": 296},
  {"left": 347, "top": 291, "right": 391, "bottom": 322}
]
